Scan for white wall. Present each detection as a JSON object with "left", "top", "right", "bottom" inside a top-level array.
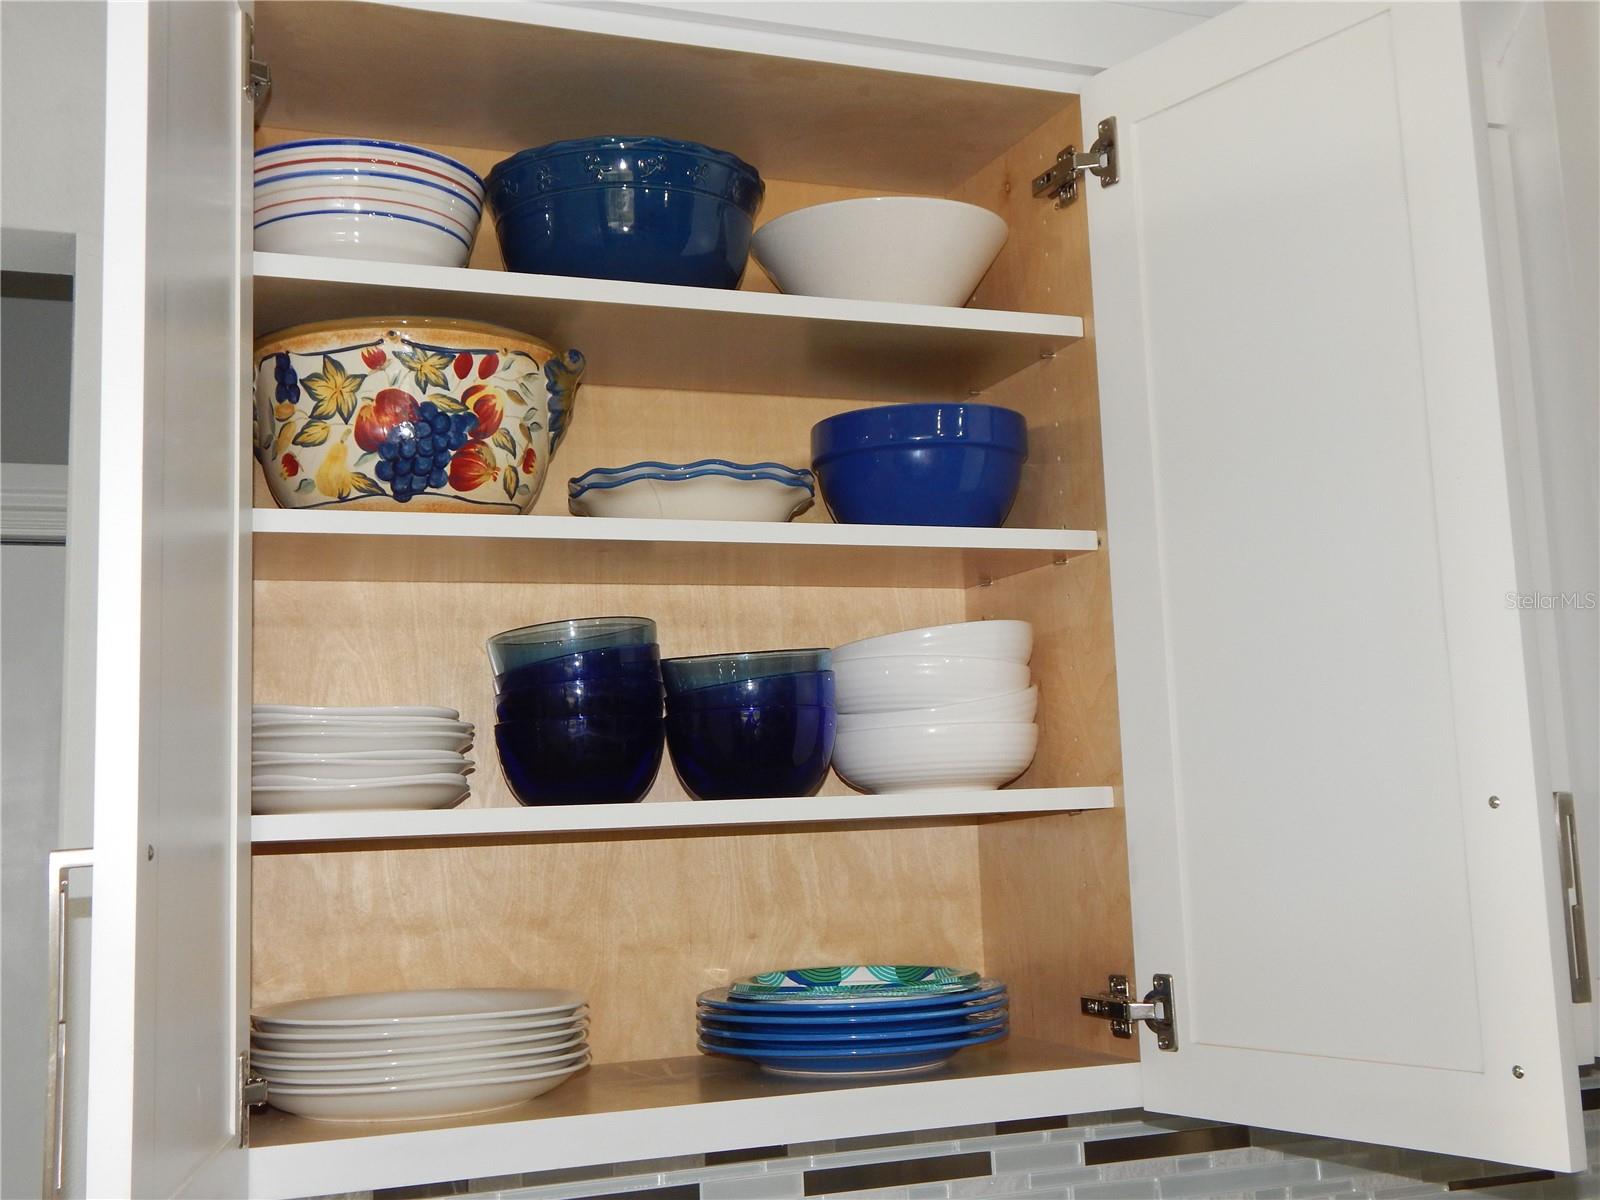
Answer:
[{"left": 2, "top": 5, "right": 107, "bottom": 1196}]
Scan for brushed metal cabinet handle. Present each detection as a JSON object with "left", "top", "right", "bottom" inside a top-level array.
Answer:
[{"left": 43, "top": 848, "right": 92, "bottom": 1200}]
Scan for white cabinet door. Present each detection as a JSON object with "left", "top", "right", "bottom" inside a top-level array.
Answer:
[
  {"left": 83, "top": 1, "right": 250, "bottom": 1195},
  {"left": 1084, "top": 1, "right": 1584, "bottom": 1171}
]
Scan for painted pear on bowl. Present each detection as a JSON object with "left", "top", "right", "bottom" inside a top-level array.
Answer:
[{"left": 254, "top": 317, "right": 584, "bottom": 514}]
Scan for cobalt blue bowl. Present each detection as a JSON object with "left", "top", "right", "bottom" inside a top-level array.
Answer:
[
  {"left": 495, "top": 675, "right": 664, "bottom": 722},
  {"left": 486, "top": 136, "right": 764, "bottom": 289},
  {"left": 810, "top": 403, "right": 1028, "bottom": 527},
  {"left": 665, "top": 703, "right": 835, "bottom": 801},
  {"left": 495, "top": 714, "right": 664, "bottom": 806},
  {"left": 494, "top": 643, "right": 661, "bottom": 692},
  {"left": 666, "top": 670, "right": 835, "bottom": 711}
]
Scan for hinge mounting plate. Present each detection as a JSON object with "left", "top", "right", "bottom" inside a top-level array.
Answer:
[
  {"left": 244, "top": 14, "right": 271, "bottom": 123},
  {"left": 238, "top": 1052, "right": 268, "bottom": 1147},
  {"left": 1080, "top": 973, "right": 1178, "bottom": 1050},
  {"left": 1032, "top": 117, "right": 1118, "bottom": 209}
]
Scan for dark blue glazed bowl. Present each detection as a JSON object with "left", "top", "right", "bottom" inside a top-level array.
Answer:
[
  {"left": 486, "top": 137, "right": 764, "bottom": 289},
  {"left": 667, "top": 671, "right": 835, "bottom": 712},
  {"left": 495, "top": 675, "right": 664, "bottom": 722},
  {"left": 494, "top": 643, "right": 661, "bottom": 692},
  {"left": 495, "top": 714, "right": 664, "bottom": 806},
  {"left": 665, "top": 703, "right": 835, "bottom": 801},
  {"left": 811, "top": 404, "right": 1028, "bottom": 528}
]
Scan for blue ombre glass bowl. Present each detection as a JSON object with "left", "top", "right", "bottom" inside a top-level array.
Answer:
[
  {"left": 486, "top": 617, "right": 656, "bottom": 675},
  {"left": 667, "top": 671, "right": 834, "bottom": 711},
  {"left": 495, "top": 675, "right": 664, "bottom": 722},
  {"left": 494, "top": 714, "right": 664, "bottom": 806},
  {"left": 486, "top": 137, "right": 764, "bottom": 288},
  {"left": 666, "top": 703, "right": 835, "bottom": 801},
  {"left": 810, "top": 403, "right": 1028, "bottom": 527},
  {"left": 661, "top": 649, "right": 831, "bottom": 695}
]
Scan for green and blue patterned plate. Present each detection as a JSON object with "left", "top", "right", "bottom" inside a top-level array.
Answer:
[{"left": 728, "top": 965, "right": 981, "bottom": 1000}]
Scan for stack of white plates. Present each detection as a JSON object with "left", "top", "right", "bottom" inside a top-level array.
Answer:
[
  {"left": 251, "top": 987, "right": 590, "bottom": 1121},
  {"left": 251, "top": 704, "right": 475, "bottom": 815},
  {"left": 830, "top": 621, "right": 1038, "bottom": 792}
]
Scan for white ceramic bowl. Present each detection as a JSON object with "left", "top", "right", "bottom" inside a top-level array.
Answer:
[
  {"left": 833, "top": 655, "right": 1032, "bottom": 714},
  {"left": 752, "top": 198, "right": 1008, "bottom": 307},
  {"left": 249, "top": 1022, "right": 587, "bottom": 1062},
  {"left": 250, "top": 1008, "right": 588, "bottom": 1053},
  {"left": 253, "top": 704, "right": 460, "bottom": 719},
  {"left": 832, "top": 721, "right": 1039, "bottom": 793},
  {"left": 254, "top": 140, "right": 485, "bottom": 201},
  {"left": 251, "top": 754, "right": 473, "bottom": 783},
  {"left": 834, "top": 686, "right": 1037, "bottom": 733},
  {"left": 256, "top": 1041, "right": 588, "bottom": 1087},
  {"left": 249, "top": 773, "right": 471, "bottom": 816},
  {"left": 834, "top": 620, "right": 1032, "bottom": 665},
  {"left": 251, "top": 729, "right": 474, "bottom": 754},
  {"left": 262, "top": 1058, "right": 588, "bottom": 1121},
  {"left": 254, "top": 207, "right": 474, "bottom": 267},
  {"left": 569, "top": 466, "right": 814, "bottom": 521}
]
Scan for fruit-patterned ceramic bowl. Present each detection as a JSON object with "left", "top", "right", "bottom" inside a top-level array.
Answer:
[{"left": 253, "top": 318, "right": 584, "bottom": 513}]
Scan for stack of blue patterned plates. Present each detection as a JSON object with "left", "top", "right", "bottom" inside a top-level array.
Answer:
[{"left": 697, "top": 965, "right": 1008, "bottom": 1078}]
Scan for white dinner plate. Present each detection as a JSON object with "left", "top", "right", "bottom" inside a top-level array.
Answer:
[
  {"left": 251, "top": 716, "right": 473, "bottom": 733},
  {"left": 254, "top": 987, "right": 585, "bottom": 1028},
  {"left": 249, "top": 1022, "right": 587, "bottom": 1063},
  {"left": 263, "top": 1058, "right": 589, "bottom": 1121},
  {"left": 252, "top": 749, "right": 472, "bottom": 775},
  {"left": 251, "top": 729, "right": 474, "bottom": 754},
  {"left": 257, "top": 1041, "right": 588, "bottom": 1086},
  {"left": 250, "top": 1009, "right": 588, "bottom": 1053},
  {"left": 250, "top": 774, "right": 470, "bottom": 815},
  {"left": 252, "top": 704, "right": 460, "bottom": 719},
  {"left": 251, "top": 757, "right": 474, "bottom": 783}
]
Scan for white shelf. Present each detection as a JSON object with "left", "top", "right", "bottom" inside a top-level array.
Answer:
[
  {"left": 250, "top": 509, "right": 1098, "bottom": 588},
  {"left": 250, "top": 787, "right": 1114, "bottom": 846},
  {"left": 253, "top": 253, "right": 1083, "bottom": 403},
  {"left": 245, "top": 1042, "right": 1140, "bottom": 1200}
]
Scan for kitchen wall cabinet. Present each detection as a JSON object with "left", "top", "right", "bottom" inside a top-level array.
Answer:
[{"left": 66, "top": 2, "right": 1589, "bottom": 1198}]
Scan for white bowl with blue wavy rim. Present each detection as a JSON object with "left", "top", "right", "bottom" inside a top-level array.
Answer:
[{"left": 569, "top": 459, "right": 815, "bottom": 521}]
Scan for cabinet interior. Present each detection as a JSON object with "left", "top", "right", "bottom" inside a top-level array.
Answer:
[{"left": 247, "top": 0, "right": 1135, "bottom": 1143}]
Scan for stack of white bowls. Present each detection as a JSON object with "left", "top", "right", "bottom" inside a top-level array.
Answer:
[
  {"left": 251, "top": 704, "right": 475, "bottom": 815},
  {"left": 830, "top": 621, "right": 1038, "bottom": 793},
  {"left": 251, "top": 987, "right": 590, "bottom": 1122},
  {"left": 253, "top": 137, "right": 485, "bottom": 267}
]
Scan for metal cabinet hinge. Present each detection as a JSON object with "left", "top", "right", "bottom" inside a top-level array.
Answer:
[
  {"left": 238, "top": 1053, "right": 268, "bottom": 1147},
  {"left": 1033, "top": 118, "right": 1118, "bottom": 209},
  {"left": 1081, "top": 973, "right": 1178, "bottom": 1050},
  {"left": 1555, "top": 792, "right": 1592, "bottom": 1004},
  {"left": 244, "top": 15, "right": 272, "bottom": 122}
]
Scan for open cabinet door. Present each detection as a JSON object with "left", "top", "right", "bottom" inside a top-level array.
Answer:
[
  {"left": 1084, "top": 1, "right": 1584, "bottom": 1172},
  {"left": 81, "top": 1, "right": 250, "bottom": 1195}
]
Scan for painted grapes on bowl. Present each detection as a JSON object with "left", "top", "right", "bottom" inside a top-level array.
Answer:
[{"left": 254, "top": 317, "right": 584, "bottom": 514}]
